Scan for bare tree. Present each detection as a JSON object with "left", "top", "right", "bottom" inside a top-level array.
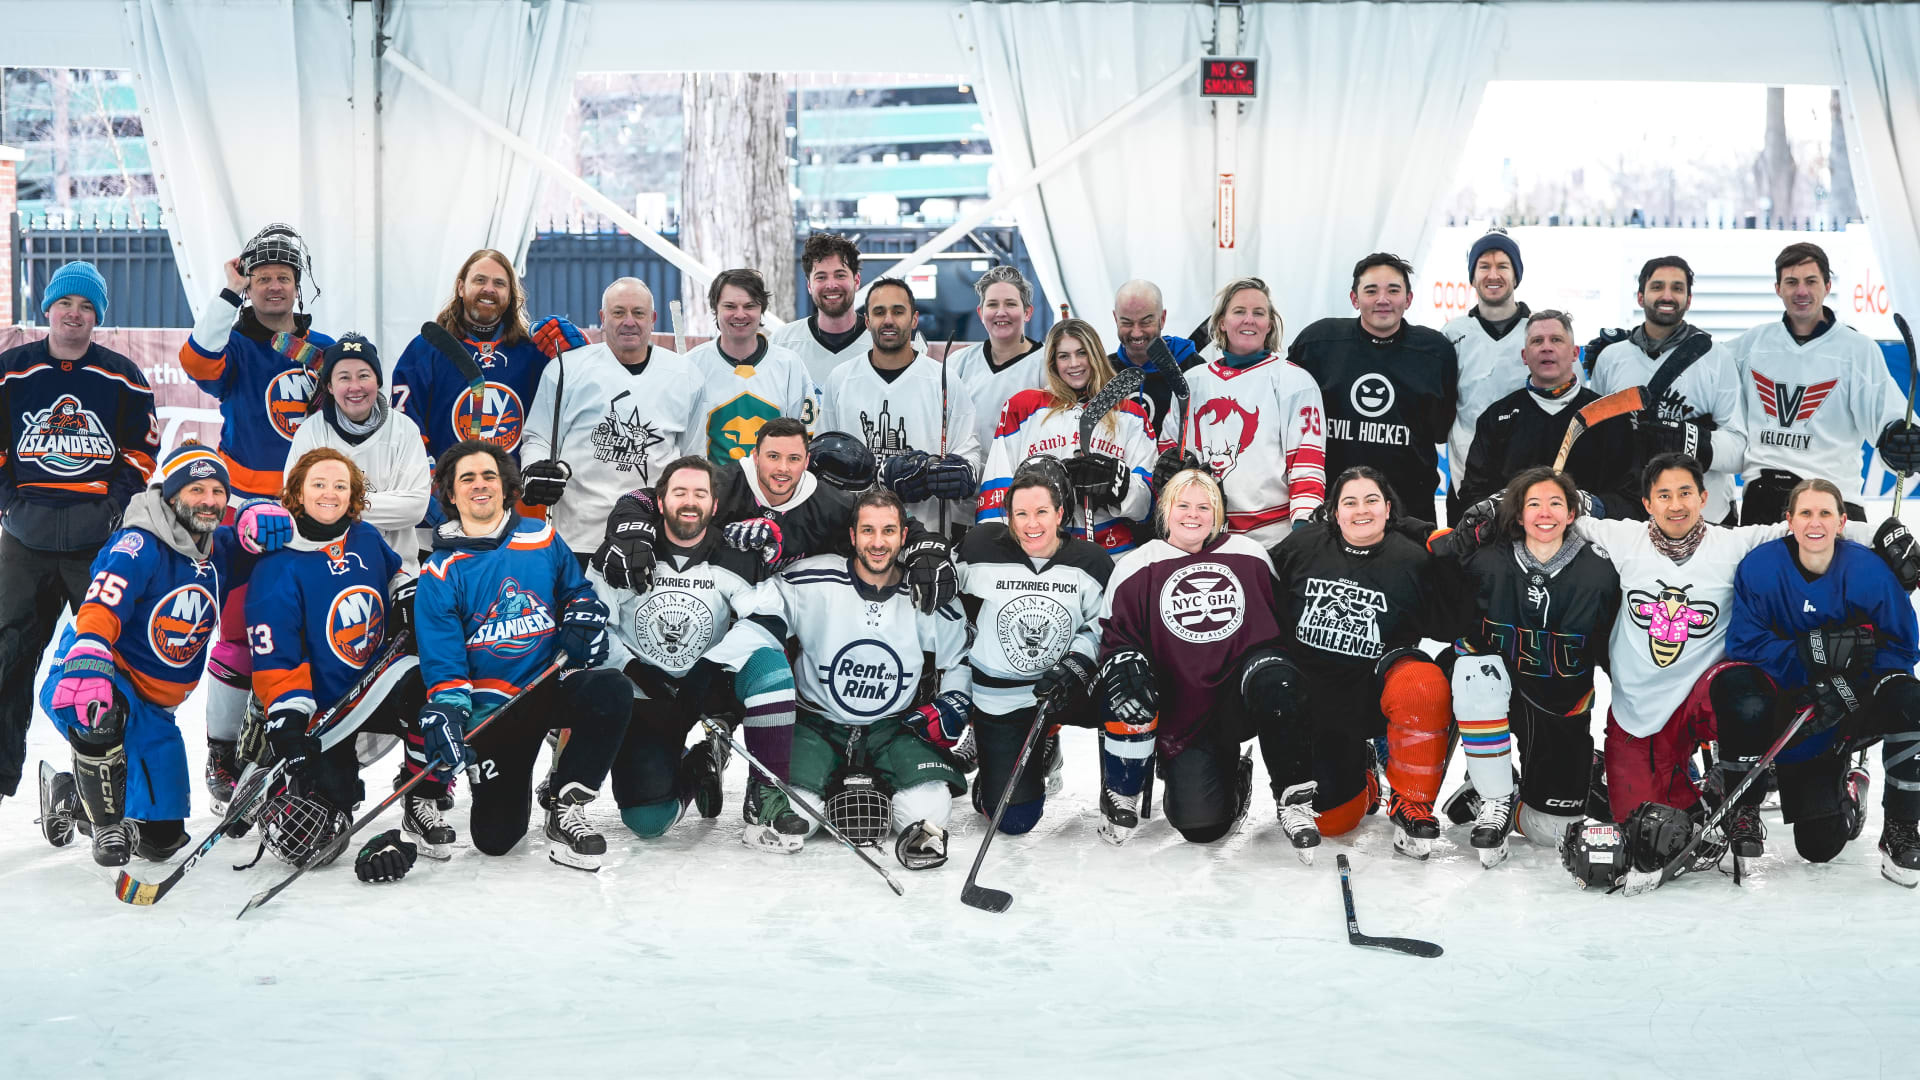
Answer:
[
  {"left": 1829, "top": 88, "right": 1860, "bottom": 223},
  {"left": 1763, "top": 86, "right": 1795, "bottom": 223},
  {"left": 679, "top": 72, "right": 795, "bottom": 329}
]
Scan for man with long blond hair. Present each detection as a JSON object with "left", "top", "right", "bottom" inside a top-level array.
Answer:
[
  {"left": 975, "top": 319, "right": 1157, "bottom": 552},
  {"left": 391, "top": 249, "right": 585, "bottom": 465}
]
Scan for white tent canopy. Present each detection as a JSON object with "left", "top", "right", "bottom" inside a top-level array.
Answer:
[{"left": 3, "top": 1, "right": 1916, "bottom": 349}]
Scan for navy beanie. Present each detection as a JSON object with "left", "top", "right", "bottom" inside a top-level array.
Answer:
[{"left": 1467, "top": 232, "right": 1523, "bottom": 287}]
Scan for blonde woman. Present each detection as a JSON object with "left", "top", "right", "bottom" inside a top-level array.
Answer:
[
  {"left": 1178, "top": 276, "right": 1326, "bottom": 547},
  {"left": 1094, "top": 469, "right": 1294, "bottom": 847},
  {"left": 975, "top": 319, "right": 1157, "bottom": 552}
]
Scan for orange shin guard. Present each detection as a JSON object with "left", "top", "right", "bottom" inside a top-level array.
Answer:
[
  {"left": 1318, "top": 777, "right": 1376, "bottom": 837},
  {"left": 1382, "top": 658, "right": 1451, "bottom": 804}
]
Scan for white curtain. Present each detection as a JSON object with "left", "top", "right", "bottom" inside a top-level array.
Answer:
[
  {"left": 960, "top": 1, "right": 1499, "bottom": 338},
  {"left": 1833, "top": 4, "right": 1920, "bottom": 321},
  {"left": 125, "top": 0, "right": 357, "bottom": 327},
  {"left": 378, "top": 0, "right": 586, "bottom": 352}
]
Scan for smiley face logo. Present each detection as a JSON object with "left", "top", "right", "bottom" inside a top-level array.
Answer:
[{"left": 1350, "top": 374, "right": 1395, "bottom": 419}]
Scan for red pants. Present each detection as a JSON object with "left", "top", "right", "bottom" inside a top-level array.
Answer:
[{"left": 1603, "top": 660, "right": 1767, "bottom": 821}]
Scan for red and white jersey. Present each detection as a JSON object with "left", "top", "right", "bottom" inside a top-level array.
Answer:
[
  {"left": 1183, "top": 352, "right": 1327, "bottom": 547},
  {"left": 1727, "top": 314, "right": 1906, "bottom": 492},
  {"left": 976, "top": 389, "right": 1157, "bottom": 554}
]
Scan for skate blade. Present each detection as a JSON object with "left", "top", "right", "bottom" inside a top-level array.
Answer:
[
  {"left": 1881, "top": 857, "right": 1920, "bottom": 889},
  {"left": 1294, "top": 845, "right": 1317, "bottom": 867},
  {"left": 408, "top": 836, "right": 453, "bottom": 861},
  {"left": 548, "top": 847, "right": 602, "bottom": 872},
  {"left": 1392, "top": 832, "right": 1432, "bottom": 861},
  {"left": 741, "top": 824, "right": 804, "bottom": 854},
  {"left": 1478, "top": 840, "right": 1509, "bottom": 869}
]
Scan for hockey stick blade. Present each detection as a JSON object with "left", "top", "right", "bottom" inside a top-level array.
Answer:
[
  {"left": 1551, "top": 386, "right": 1644, "bottom": 472},
  {"left": 1145, "top": 336, "right": 1192, "bottom": 454},
  {"left": 421, "top": 321, "right": 492, "bottom": 441},
  {"left": 237, "top": 661, "right": 561, "bottom": 919},
  {"left": 114, "top": 760, "right": 287, "bottom": 906},
  {"left": 1079, "top": 365, "right": 1147, "bottom": 453},
  {"left": 1336, "top": 854, "right": 1442, "bottom": 958},
  {"left": 960, "top": 702, "right": 1050, "bottom": 913}
]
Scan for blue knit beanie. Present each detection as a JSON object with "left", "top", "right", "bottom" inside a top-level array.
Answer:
[
  {"left": 41, "top": 261, "right": 109, "bottom": 325},
  {"left": 157, "top": 443, "right": 229, "bottom": 500},
  {"left": 1467, "top": 232, "right": 1523, "bottom": 288}
]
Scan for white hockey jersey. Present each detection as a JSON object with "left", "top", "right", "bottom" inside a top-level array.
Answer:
[
  {"left": 767, "top": 315, "right": 926, "bottom": 391},
  {"left": 1442, "top": 309, "right": 1537, "bottom": 490},
  {"left": 954, "top": 525, "right": 1110, "bottom": 715},
  {"left": 1183, "top": 352, "right": 1328, "bottom": 547},
  {"left": 819, "top": 351, "right": 982, "bottom": 527},
  {"left": 588, "top": 542, "right": 783, "bottom": 681},
  {"left": 683, "top": 335, "right": 821, "bottom": 465},
  {"left": 1574, "top": 515, "right": 1873, "bottom": 736},
  {"left": 1589, "top": 334, "right": 1748, "bottom": 523},
  {"left": 976, "top": 388, "right": 1157, "bottom": 553},
  {"left": 776, "top": 554, "right": 971, "bottom": 726},
  {"left": 284, "top": 402, "right": 432, "bottom": 573},
  {"left": 1726, "top": 313, "right": 1905, "bottom": 492},
  {"left": 945, "top": 339, "right": 1048, "bottom": 453},
  {"left": 520, "top": 340, "right": 706, "bottom": 554}
]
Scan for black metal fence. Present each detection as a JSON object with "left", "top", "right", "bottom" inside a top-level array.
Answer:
[{"left": 11, "top": 214, "right": 193, "bottom": 328}]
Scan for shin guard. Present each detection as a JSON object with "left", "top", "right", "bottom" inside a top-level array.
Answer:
[
  {"left": 1382, "top": 655, "right": 1450, "bottom": 805},
  {"left": 1451, "top": 654, "right": 1515, "bottom": 801}
]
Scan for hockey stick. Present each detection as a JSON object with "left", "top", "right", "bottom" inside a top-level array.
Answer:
[
  {"left": 698, "top": 717, "right": 905, "bottom": 897},
  {"left": 1335, "top": 854, "right": 1443, "bottom": 958},
  {"left": 1892, "top": 313, "right": 1916, "bottom": 515},
  {"left": 1639, "top": 704, "right": 1816, "bottom": 894},
  {"left": 1551, "top": 386, "right": 1643, "bottom": 472},
  {"left": 111, "top": 630, "right": 416, "bottom": 906},
  {"left": 421, "top": 321, "right": 493, "bottom": 444},
  {"left": 670, "top": 299, "right": 686, "bottom": 356},
  {"left": 959, "top": 701, "right": 1051, "bottom": 912},
  {"left": 236, "top": 660, "right": 562, "bottom": 919},
  {"left": 1076, "top": 366, "right": 1147, "bottom": 539},
  {"left": 939, "top": 327, "right": 958, "bottom": 540},
  {"left": 1145, "top": 336, "right": 1191, "bottom": 458}
]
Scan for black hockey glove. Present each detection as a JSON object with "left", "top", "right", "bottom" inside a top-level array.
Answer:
[
  {"left": 1880, "top": 420, "right": 1920, "bottom": 476},
  {"left": 263, "top": 707, "right": 321, "bottom": 782},
  {"left": 1582, "top": 327, "right": 1628, "bottom": 376},
  {"left": 880, "top": 450, "right": 934, "bottom": 503},
  {"left": 593, "top": 490, "right": 660, "bottom": 592},
  {"left": 1448, "top": 497, "right": 1501, "bottom": 560},
  {"left": 387, "top": 575, "right": 417, "bottom": 644},
  {"left": 1636, "top": 414, "right": 1715, "bottom": 471},
  {"left": 416, "top": 701, "right": 475, "bottom": 776},
  {"left": 520, "top": 458, "right": 571, "bottom": 507},
  {"left": 1065, "top": 452, "right": 1129, "bottom": 510},
  {"left": 559, "top": 595, "right": 610, "bottom": 669},
  {"left": 1798, "top": 624, "right": 1877, "bottom": 679},
  {"left": 1035, "top": 652, "right": 1098, "bottom": 718},
  {"left": 1151, "top": 447, "right": 1202, "bottom": 493},
  {"left": 924, "top": 454, "right": 977, "bottom": 500},
  {"left": 1874, "top": 517, "right": 1920, "bottom": 593},
  {"left": 354, "top": 828, "right": 419, "bottom": 884},
  {"left": 1796, "top": 676, "right": 1866, "bottom": 734},
  {"left": 899, "top": 536, "right": 956, "bottom": 615},
  {"left": 723, "top": 516, "right": 784, "bottom": 566},
  {"left": 1101, "top": 650, "right": 1158, "bottom": 727}
]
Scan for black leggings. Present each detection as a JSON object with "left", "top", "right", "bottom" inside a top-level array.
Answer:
[{"left": 464, "top": 668, "right": 629, "bottom": 856}]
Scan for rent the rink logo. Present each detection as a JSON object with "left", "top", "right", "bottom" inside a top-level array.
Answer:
[{"left": 820, "top": 639, "right": 912, "bottom": 718}]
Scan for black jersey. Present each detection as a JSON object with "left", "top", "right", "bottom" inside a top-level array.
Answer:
[
  {"left": 1268, "top": 523, "right": 1451, "bottom": 683},
  {"left": 1286, "top": 317, "right": 1457, "bottom": 515},
  {"left": 1453, "top": 534, "right": 1621, "bottom": 716},
  {"left": 1456, "top": 384, "right": 1639, "bottom": 521}
]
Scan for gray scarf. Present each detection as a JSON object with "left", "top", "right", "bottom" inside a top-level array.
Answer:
[
  {"left": 1513, "top": 529, "right": 1585, "bottom": 578},
  {"left": 1627, "top": 320, "right": 1700, "bottom": 359}
]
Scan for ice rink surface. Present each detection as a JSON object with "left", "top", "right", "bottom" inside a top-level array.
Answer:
[{"left": 6, "top": 507, "right": 1920, "bottom": 1078}]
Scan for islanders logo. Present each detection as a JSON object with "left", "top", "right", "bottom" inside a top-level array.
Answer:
[
  {"left": 467, "top": 577, "right": 555, "bottom": 657},
  {"left": 451, "top": 382, "right": 525, "bottom": 451},
  {"left": 326, "top": 585, "right": 385, "bottom": 667},
  {"left": 17, "top": 395, "right": 116, "bottom": 477},
  {"left": 147, "top": 584, "right": 218, "bottom": 667},
  {"left": 265, "top": 369, "right": 318, "bottom": 440}
]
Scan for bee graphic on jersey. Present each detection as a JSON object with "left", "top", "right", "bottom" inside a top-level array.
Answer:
[
  {"left": 591, "top": 390, "right": 668, "bottom": 481},
  {"left": 326, "top": 584, "right": 386, "bottom": 667},
  {"left": 147, "top": 583, "right": 219, "bottom": 667},
  {"left": 452, "top": 381, "right": 527, "bottom": 449},
  {"left": 17, "top": 394, "right": 117, "bottom": 476},
  {"left": 469, "top": 577, "right": 557, "bottom": 657},
  {"left": 858, "top": 402, "right": 911, "bottom": 463},
  {"left": 1628, "top": 581, "right": 1719, "bottom": 668},
  {"left": 1194, "top": 396, "right": 1260, "bottom": 482},
  {"left": 265, "top": 368, "right": 318, "bottom": 440}
]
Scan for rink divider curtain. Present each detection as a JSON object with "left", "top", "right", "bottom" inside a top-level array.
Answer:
[{"left": 1833, "top": 4, "right": 1920, "bottom": 329}]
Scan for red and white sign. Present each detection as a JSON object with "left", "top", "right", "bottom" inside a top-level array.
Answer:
[{"left": 1217, "top": 173, "right": 1236, "bottom": 249}]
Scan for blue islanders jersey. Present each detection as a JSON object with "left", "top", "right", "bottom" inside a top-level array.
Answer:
[
  {"left": 246, "top": 520, "right": 406, "bottom": 727},
  {"left": 418, "top": 513, "right": 587, "bottom": 714},
  {"left": 71, "top": 523, "right": 241, "bottom": 708},
  {"left": 392, "top": 329, "right": 549, "bottom": 463},
  {"left": 179, "top": 303, "right": 334, "bottom": 499}
]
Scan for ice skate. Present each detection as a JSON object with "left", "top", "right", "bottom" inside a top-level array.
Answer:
[
  {"left": 1097, "top": 787, "right": 1138, "bottom": 846},
  {"left": 403, "top": 790, "right": 456, "bottom": 860},
  {"left": 544, "top": 782, "right": 606, "bottom": 872},
  {"left": 1880, "top": 819, "right": 1920, "bottom": 889},
  {"left": 205, "top": 738, "right": 239, "bottom": 814},
  {"left": 677, "top": 738, "right": 726, "bottom": 819},
  {"left": 92, "top": 819, "right": 137, "bottom": 867},
  {"left": 1042, "top": 731, "right": 1063, "bottom": 796},
  {"left": 1842, "top": 763, "right": 1871, "bottom": 843},
  {"left": 1390, "top": 794, "right": 1439, "bottom": 861},
  {"left": 741, "top": 780, "right": 807, "bottom": 854},
  {"left": 37, "top": 761, "right": 76, "bottom": 848},
  {"left": 1442, "top": 775, "right": 1482, "bottom": 826},
  {"left": 1275, "top": 781, "right": 1321, "bottom": 865},
  {"left": 1471, "top": 793, "right": 1513, "bottom": 869}
]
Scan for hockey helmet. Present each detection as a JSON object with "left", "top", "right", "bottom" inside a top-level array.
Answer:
[
  {"left": 1012, "top": 453, "right": 1074, "bottom": 522},
  {"left": 240, "top": 222, "right": 314, "bottom": 291},
  {"left": 808, "top": 430, "right": 877, "bottom": 492},
  {"left": 259, "top": 791, "right": 349, "bottom": 868}
]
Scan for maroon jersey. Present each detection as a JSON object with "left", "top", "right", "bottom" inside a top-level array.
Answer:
[{"left": 1099, "top": 534, "right": 1282, "bottom": 757}]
